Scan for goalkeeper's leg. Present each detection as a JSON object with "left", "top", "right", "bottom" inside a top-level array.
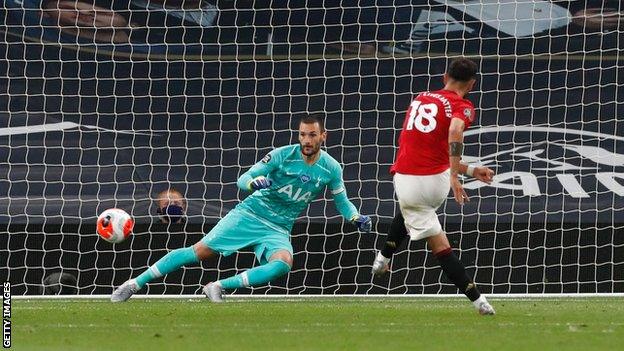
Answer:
[
  {"left": 372, "top": 212, "right": 409, "bottom": 276},
  {"left": 203, "top": 250, "right": 292, "bottom": 302},
  {"left": 427, "top": 233, "right": 495, "bottom": 315},
  {"left": 111, "top": 242, "right": 216, "bottom": 302}
]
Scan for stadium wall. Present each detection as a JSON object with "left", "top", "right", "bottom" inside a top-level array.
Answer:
[{"left": 0, "top": 39, "right": 623, "bottom": 224}]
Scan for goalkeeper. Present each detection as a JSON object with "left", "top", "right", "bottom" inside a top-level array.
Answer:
[{"left": 112, "top": 115, "right": 372, "bottom": 302}]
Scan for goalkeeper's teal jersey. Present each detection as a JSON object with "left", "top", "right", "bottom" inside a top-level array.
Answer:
[{"left": 235, "top": 144, "right": 358, "bottom": 230}]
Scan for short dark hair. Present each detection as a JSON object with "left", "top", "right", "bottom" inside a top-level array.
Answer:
[
  {"left": 299, "top": 114, "right": 325, "bottom": 132},
  {"left": 447, "top": 58, "right": 478, "bottom": 82}
]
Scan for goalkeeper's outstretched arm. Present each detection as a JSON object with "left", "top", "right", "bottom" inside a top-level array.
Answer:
[
  {"left": 332, "top": 189, "right": 358, "bottom": 221},
  {"left": 330, "top": 170, "right": 371, "bottom": 233}
]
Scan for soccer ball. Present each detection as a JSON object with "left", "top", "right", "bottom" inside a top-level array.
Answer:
[{"left": 96, "top": 208, "right": 134, "bottom": 243}]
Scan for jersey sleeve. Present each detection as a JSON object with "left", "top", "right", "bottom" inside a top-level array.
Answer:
[
  {"left": 236, "top": 147, "right": 284, "bottom": 191},
  {"left": 451, "top": 100, "right": 476, "bottom": 129},
  {"left": 328, "top": 162, "right": 347, "bottom": 195},
  {"left": 328, "top": 162, "right": 359, "bottom": 220}
]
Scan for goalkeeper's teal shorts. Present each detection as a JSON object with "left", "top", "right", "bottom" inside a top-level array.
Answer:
[{"left": 200, "top": 207, "right": 293, "bottom": 264}]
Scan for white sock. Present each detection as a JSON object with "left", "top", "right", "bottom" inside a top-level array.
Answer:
[
  {"left": 376, "top": 251, "right": 390, "bottom": 264},
  {"left": 472, "top": 295, "right": 488, "bottom": 309}
]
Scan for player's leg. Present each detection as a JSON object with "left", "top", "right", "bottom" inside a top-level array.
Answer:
[
  {"left": 111, "top": 209, "right": 251, "bottom": 302},
  {"left": 373, "top": 172, "right": 440, "bottom": 276},
  {"left": 372, "top": 212, "right": 408, "bottom": 275},
  {"left": 135, "top": 242, "right": 215, "bottom": 288},
  {"left": 427, "top": 233, "right": 495, "bottom": 315},
  {"left": 218, "top": 250, "right": 292, "bottom": 289},
  {"left": 204, "top": 250, "right": 292, "bottom": 303},
  {"left": 204, "top": 234, "right": 293, "bottom": 302},
  {"left": 111, "top": 242, "right": 216, "bottom": 302}
]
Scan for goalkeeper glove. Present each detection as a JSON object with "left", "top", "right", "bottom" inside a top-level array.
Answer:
[
  {"left": 249, "top": 176, "right": 272, "bottom": 191},
  {"left": 351, "top": 214, "right": 372, "bottom": 233}
]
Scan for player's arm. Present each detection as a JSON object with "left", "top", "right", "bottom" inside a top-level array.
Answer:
[
  {"left": 449, "top": 118, "right": 494, "bottom": 204},
  {"left": 448, "top": 118, "right": 469, "bottom": 177},
  {"left": 329, "top": 168, "right": 372, "bottom": 233},
  {"left": 236, "top": 151, "right": 279, "bottom": 192}
]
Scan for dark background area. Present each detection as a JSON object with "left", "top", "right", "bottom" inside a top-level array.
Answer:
[{"left": 0, "top": 37, "right": 622, "bottom": 225}]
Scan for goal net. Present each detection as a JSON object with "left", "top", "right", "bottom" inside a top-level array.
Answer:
[{"left": 1, "top": 0, "right": 623, "bottom": 296}]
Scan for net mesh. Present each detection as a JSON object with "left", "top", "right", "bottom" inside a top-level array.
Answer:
[{"left": 1, "top": 0, "right": 623, "bottom": 295}]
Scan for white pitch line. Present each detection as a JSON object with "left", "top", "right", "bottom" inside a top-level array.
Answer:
[{"left": 13, "top": 293, "right": 624, "bottom": 300}]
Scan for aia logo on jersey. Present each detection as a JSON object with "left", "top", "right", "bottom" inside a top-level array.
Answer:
[
  {"left": 278, "top": 185, "right": 313, "bottom": 202},
  {"left": 300, "top": 174, "right": 311, "bottom": 183}
]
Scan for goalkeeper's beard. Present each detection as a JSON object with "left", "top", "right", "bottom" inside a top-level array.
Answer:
[{"left": 301, "top": 143, "right": 321, "bottom": 157}]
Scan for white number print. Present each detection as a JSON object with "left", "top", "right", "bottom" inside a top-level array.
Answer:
[{"left": 406, "top": 100, "right": 438, "bottom": 133}]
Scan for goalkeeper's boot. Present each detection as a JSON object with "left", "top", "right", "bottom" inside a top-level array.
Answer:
[
  {"left": 475, "top": 298, "right": 496, "bottom": 315},
  {"left": 203, "top": 282, "right": 224, "bottom": 303},
  {"left": 110, "top": 279, "right": 139, "bottom": 303},
  {"left": 371, "top": 251, "right": 390, "bottom": 276}
]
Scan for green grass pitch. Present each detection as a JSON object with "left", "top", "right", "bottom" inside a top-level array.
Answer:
[{"left": 12, "top": 297, "right": 623, "bottom": 350}]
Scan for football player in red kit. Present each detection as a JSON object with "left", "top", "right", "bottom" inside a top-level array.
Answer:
[{"left": 372, "top": 58, "right": 496, "bottom": 315}]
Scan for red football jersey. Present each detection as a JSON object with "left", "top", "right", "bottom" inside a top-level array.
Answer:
[{"left": 390, "top": 89, "right": 476, "bottom": 175}]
